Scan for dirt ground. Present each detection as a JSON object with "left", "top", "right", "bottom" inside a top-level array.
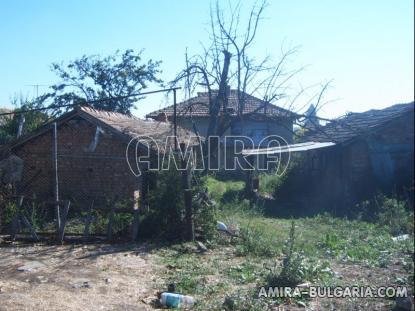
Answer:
[
  {"left": 0, "top": 239, "right": 413, "bottom": 311},
  {"left": 0, "top": 241, "right": 162, "bottom": 311}
]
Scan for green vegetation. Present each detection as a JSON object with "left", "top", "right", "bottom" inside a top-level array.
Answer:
[
  {"left": 258, "top": 172, "right": 286, "bottom": 196},
  {"left": 153, "top": 176, "right": 414, "bottom": 310},
  {"left": 0, "top": 98, "right": 48, "bottom": 145},
  {"left": 140, "top": 169, "right": 216, "bottom": 241},
  {"left": 41, "top": 49, "right": 162, "bottom": 114},
  {"left": 204, "top": 175, "right": 244, "bottom": 203},
  {"left": 376, "top": 196, "right": 414, "bottom": 235},
  {"left": 355, "top": 193, "right": 414, "bottom": 235}
]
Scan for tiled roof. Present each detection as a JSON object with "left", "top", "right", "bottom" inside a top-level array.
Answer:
[
  {"left": 78, "top": 107, "right": 199, "bottom": 147},
  {"left": 146, "top": 90, "right": 296, "bottom": 119},
  {"left": 7, "top": 107, "right": 199, "bottom": 152},
  {"left": 302, "top": 102, "right": 414, "bottom": 144}
]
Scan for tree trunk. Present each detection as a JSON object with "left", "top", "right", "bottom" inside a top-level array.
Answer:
[{"left": 204, "top": 50, "right": 232, "bottom": 169}]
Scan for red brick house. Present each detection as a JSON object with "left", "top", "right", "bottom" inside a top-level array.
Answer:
[{"left": 3, "top": 106, "right": 197, "bottom": 208}]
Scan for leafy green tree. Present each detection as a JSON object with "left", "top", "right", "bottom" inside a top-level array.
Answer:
[
  {"left": 0, "top": 97, "right": 48, "bottom": 145},
  {"left": 41, "top": 49, "right": 162, "bottom": 114}
]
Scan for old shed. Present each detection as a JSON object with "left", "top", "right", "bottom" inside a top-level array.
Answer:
[
  {"left": 3, "top": 106, "right": 197, "bottom": 209},
  {"left": 275, "top": 102, "right": 414, "bottom": 216}
]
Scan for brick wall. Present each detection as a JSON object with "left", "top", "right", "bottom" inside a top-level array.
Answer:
[{"left": 13, "top": 117, "right": 141, "bottom": 208}]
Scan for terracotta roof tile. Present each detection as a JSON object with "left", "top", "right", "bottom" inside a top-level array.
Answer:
[
  {"left": 6, "top": 107, "right": 199, "bottom": 153},
  {"left": 302, "top": 102, "right": 414, "bottom": 144},
  {"left": 146, "top": 89, "right": 296, "bottom": 119}
]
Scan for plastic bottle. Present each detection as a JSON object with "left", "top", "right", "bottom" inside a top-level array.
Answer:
[{"left": 160, "top": 292, "right": 195, "bottom": 308}]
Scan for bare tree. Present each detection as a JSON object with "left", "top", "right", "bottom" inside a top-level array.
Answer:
[{"left": 172, "top": 1, "right": 330, "bottom": 159}]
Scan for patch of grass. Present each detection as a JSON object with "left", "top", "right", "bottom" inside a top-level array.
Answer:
[
  {"left": 235, "top": 224, "right": 282, "bottom": 257},
  {"left": 152, "top": 181, "right": 414, "bottom": 310},
  {"left": 258, "top": 172, "right": 286, "bottom": 196},
  {"left": 205, "top": 176, "right": 244, "bottom": 203},
  {"left": 157, "top": 244, "right": 216, "bottom": 296},
  {"left": 225, "top": 262, "right": 258, "bottom": 284},
  {"left": 309, "top": 214, "right": 412, "bottom": 266}
]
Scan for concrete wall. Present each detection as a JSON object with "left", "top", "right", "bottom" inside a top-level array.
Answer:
[
  {"left": 175, "top": 116, "right": 293, "bottom": 144},
  {"left": 175, "top": 116, "right": 294, "bottom": 170}
]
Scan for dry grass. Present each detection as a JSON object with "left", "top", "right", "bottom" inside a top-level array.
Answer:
[{"left": 0, "top": 242, "right": 162, "bottom": 311}]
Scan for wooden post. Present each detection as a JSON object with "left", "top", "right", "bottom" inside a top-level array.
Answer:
[
  {"left": 58, "top": 200, "right": 70, "bottom": 243},
  {"left": 131, "top": 190, "right": 140, "bottom": 241},
  {"left": 107, "top": 200, "right": 116, "bottom": 241},
  {"left": 180, "top": 143, "right": 194, "bottom": 241},
  {"left": 10, "top": 196, "right": 24, "bottom": 240},
  {"left": 52, "top": 122, "right": 61, "bottom": 236},
  {"left": 17, "top": 114, "right": 25, "bottom": 138},
  {"left": 245, "top": 155, "right": 255, "bottom": 198}
]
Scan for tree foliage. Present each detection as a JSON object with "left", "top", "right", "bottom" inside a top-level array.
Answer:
[
  {"left": 0, "top": 97, "right": 48, "bottom": 145},
  {"left": 41, "top": 49, "right": 163, "bottom": 114}
]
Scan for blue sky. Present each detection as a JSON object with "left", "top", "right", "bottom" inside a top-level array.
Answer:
[{"left": 0, "top": 0, "right": 413, "bottom": 119}]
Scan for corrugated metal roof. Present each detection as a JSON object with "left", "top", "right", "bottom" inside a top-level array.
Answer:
[{"left": 242, "top": 141, "right": 335, "bottom": 155}]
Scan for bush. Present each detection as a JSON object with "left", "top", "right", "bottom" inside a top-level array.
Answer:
[
  {"left": 258, "top": 172, "right": 286, "bottom": 196},
  {"left": 266, "top": 221, "right": 304, "bottom": 287},
  {"left": 354, "top": 194, "right": 413, "bottom": 235},
  {"left": 140, "top": 169, "right": 216, "bottom": 241},
  {"left": 140, "top": 168, "right": 185, "bottom": 240},
  {"left": 376, "top": 197, "right": 413, "bottom": 236},
  {"left": 0, "top": 201, "right": 17, "bottom": 232},
  {"left": 0, "top": 195, "right": 49, "bottom": 233},
  {"left": 236, "top": 224, "right": 279, "bottom": 257}
]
